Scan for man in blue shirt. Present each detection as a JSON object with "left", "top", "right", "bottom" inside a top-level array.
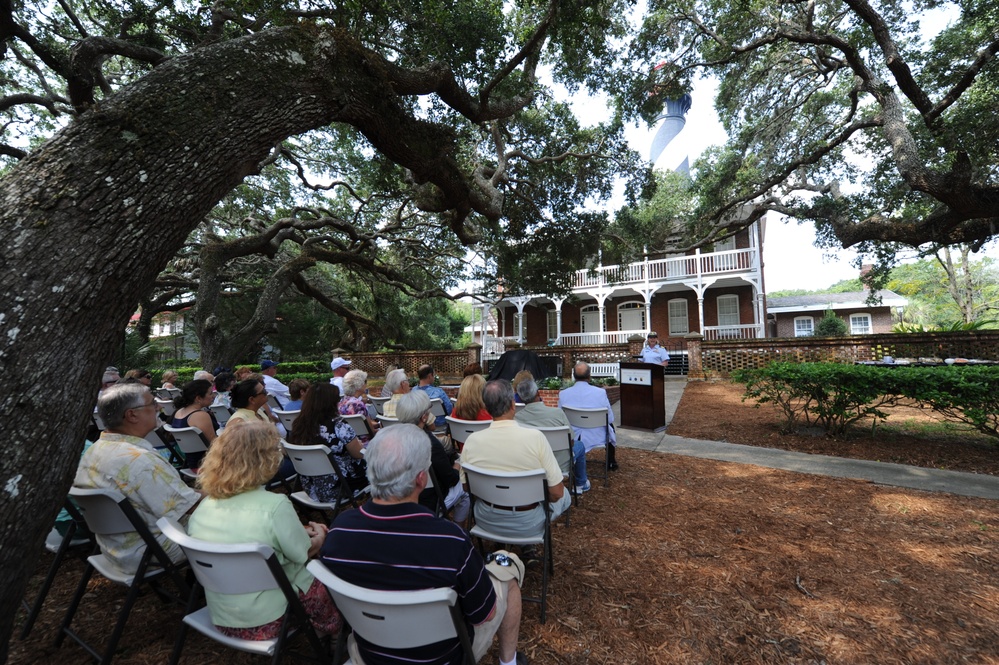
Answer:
[
  {"left": 558, "top": 362, "right": 618, "bottom": 471},
  {"left": 640, "top": 331, "right": 670, "bottom": 366},
  {"left": 414, "top": 364, "right": 453, "bottom": 428}
]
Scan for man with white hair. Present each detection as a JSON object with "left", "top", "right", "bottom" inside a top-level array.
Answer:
[
  {"left": 558, "top": 362, "right": 618, "bottom": 471},
  {"left": 329, "top": 357, "right": 351, "bottom": 391},
  {"left": 76, "top": 383, "right": 201, "bottom": 574},
  {"left": 320, "top": 424, "right": 527, "bottom": 665}
]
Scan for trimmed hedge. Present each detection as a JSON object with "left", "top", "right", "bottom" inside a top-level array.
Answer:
[{"left": 734, "top": 362, "right": 999, "bottom": 438}]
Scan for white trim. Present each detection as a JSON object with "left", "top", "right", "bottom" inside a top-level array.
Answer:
[
  {"left": 668, "top": 298, "right": 689, "bottom": 335},
  {"left": 769, "top": 297, "right": 907, "bottom": 314},
  {"left": 849, "top": 313, "right": 872, "bottom": 335}
]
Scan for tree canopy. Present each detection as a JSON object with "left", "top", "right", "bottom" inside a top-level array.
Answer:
[{"left": 613, "top": 0, "right": 999, "bottom": 273}]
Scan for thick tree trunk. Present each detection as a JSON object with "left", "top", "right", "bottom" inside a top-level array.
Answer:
[{"left": 0, "top": 25, "right": 409, "bottom": 656}]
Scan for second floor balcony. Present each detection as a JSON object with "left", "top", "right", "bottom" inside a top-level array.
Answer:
[{"left": 573, "top": 248, "right": 759, "bottom": 291}]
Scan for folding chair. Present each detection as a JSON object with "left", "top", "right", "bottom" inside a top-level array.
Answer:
[
  {"left": 444, "top": 417, "right": 491, "bottom": 452},
  {"left": 307, "top": 561, "right": 475, "bottom": 665},
  {"left": 368, "top": 396, "right": 390, "bottom": 416},
  {"left": 340, "top": 413, "right": 374, "bottom": 439},
  {"left": 209, "top": 403, "right": 232, "bottom": 427},
  {"left": 281, "top": 442, "right": 363, "bottom": 520},
  {"left": 272, "top": 409, "right": 301, "bottom": 432},
  {"left": 428, "top": 398, "right": 449, "bottom": 433},
  {"left": 162, "top": 424, "right": 210, "bottom": 481},
  {"left": 514, "top": 402, "right": 526, "bottom": 413},
  {"left": 561, "top": 406, "right": 612, "bottom": 488},
  {"left": 425, "top": 466, "right": 448, "bottom": 519},
  {"left": 376, "top": 414, "right": 399, "bottom": 427},
  {"left": 58, "top": 487, "right": 189, "bottom": 665},
  {"left": 462, "top": 463, "right": 553, "bottom": 623},
  {"left": 523, "top": 425, "right": 577, "bottom": 516},
  {"left": 267, "top": 395, "right": 285, "bottom": 411},
  {"left": 156, "top": 398, "right": 176, "bottom": 417},
  {"left": 20, "top": 502, "right": 95, "bottom": 640},
  {"left": 157, "top": 518, "right": 328, "bottom": 665}
]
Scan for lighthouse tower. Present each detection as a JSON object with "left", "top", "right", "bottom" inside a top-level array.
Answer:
[{"left": 649, "top": 93, "right": 693, "bottom": 175}]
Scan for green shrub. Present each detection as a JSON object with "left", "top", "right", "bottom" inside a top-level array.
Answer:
[
  {"left": 538, "top": 376, "right": 568, "bottom": 390},
  {"left": 815, "top": 309, "right": 848, "bottom": 337}
]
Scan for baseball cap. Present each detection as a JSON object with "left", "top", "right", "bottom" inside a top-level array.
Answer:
[
  {"left": 260, "top": 360, "right": 279, "bottom": 370},
  {"left": 330, "top": 358, "right": 352, "bottom": 372}
]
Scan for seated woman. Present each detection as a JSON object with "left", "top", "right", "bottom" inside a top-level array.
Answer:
[
  {"left": 171, "top": 380, "right": 220, "bottom": 467},
  {"left": 381, "top": 368, "right": 410, "bottom": 417},
  {"left": 452, "top": 373, "right": 491, "bottom": 421},
  {"left": 187, "top": 421, "right": 341, "bottom": 640},
  {"left": 338, "top": 370, "right": 379, "bottom": 444},
  {"left": 228, "top": 379, "right": 296, "bottom": 482},
  {"left": 160, "top": 370, "right": 179, "bottom": 391},
  {"left": 289, "top": 383, "right": 367, "bottom": 499},
  {"left": 395, "top": 391, "right": 469, "bottom": 524},
  {"left": 512, "top": 370, "right": 533, "bottom": 403},
  {"left": 212, "top": 372, "right": 236, "bottom": 409}
]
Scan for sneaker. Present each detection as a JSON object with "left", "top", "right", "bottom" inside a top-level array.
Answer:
[
  {"left": 520, "top": 545, "right": 542, "bottom": 566},
  {"left": 574, "top": 480, "right": 591, "bottom": 494},
  {"left": 515, "top": 652, "right": 531, "bottom": 665}
]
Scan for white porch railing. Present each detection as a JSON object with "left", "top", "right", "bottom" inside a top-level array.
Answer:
[
  {"left": 573, "top": 248, "right": 758, "bottom": 290},
  {"left": 558, "top": 330, "right": 645, "bottom": 346},
  {"left": 589, "top": 363, "right": 620, "bottom": 377},
  {"left": 702, "top": 324, "right": 763, "bottom": 341}
]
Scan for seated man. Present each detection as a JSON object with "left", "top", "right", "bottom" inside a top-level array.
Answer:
[
  {"left": 75, "top": 383, "right": 201, "bottom": 574},
  {"left": 329, "top": 357, "right": 351, "bottom": 391},
  {"left": 462, "top": 380, "right": 571, "bottom": 549},
  {"left": 514, "top": 378, "right": 590, "bottom": 493},
  {"left": 260, "top": 360, "right": 290, "bottom": 406},
  {"left": 414, "top": 364, "right": 453, "bottom": 428},
  {"left": 558, "top": 362, "right": 618, "bottom": 470},
  {"left": 320, "top": 424, "right": 528, "bottom": 665},
  {"left": 640, "top": 331, "right": 670, "bottom": 366}
]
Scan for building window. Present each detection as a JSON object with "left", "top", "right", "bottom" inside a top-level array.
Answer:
[
  {"left": 580, "top": 305, "right": 599, "bottom": 333},
  {"left": 850, "top": 313, "right": 872, "bottom": 335},
  {"left": 717, "top": 295, "right": 740, "bottom": 327},
  {"left": 794, "top": 316, "right": 814, "bottom": 337},
  {"left": 668, "top": 299, "right": 689, "bottom": 335},
  {"left": 547, "top": 309, "right": 558, "bottom": 341},
  {"left": 617, "top": 301, "right": 646, "bottom": 332}
]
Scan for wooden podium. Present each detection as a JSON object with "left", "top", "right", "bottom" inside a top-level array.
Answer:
[{"left": 619, "top": 361, "right": 667, "bottom": 432}]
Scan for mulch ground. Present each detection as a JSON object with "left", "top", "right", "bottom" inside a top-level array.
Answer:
[{"left": 9, "top": 381, "right": 999, "bottom": 664}]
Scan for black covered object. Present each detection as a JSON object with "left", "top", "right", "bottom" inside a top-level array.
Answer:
[{"left": 487, "top": 349, "right": 554, "bottom": 382}]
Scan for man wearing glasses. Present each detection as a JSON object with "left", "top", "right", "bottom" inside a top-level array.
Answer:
[{"left": 75, "top": 383, "right": 201, "bottom": 574}]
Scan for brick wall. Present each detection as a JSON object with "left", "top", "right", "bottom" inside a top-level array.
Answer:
[
  {"left": 695, "top": 330, "right": 999, "bottom": 378},
  {"left": 338, "top": 346, "right": 479, "bottom": 383}
]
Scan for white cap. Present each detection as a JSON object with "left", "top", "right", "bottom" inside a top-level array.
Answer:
[{"left": 330, "top": 358, "right": 352, "bottom": 371}]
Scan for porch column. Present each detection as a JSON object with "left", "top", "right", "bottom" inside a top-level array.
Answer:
[
  {"left": 552, "top": 297, "right": 565, "bottom": 344},
  {"left": 511, "top": 297, "right": 529, "bottom": 344},
  {"left": 640, "top": 288, "right": 655, "bottom": 334},
  {"left": 594, "top": 291, "right": 609, "bottom": 343},
  {"left": 697, "top": 296, "right": 705, "bottom": 334}
]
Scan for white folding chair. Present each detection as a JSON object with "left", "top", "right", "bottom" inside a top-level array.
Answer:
[
  {"left": 156, "top": 398, "right": 176, "bottom": 417},
  {"left": 561, "top": 405, "right": 612, "bottom": 488},
  {"left": 444, "top": 416, "right": 491, "bottom": 451},
  {"left": 461, "top": 463, "right": 554, "bottom": 623},
  {"left": 267, "top": 394, "right": 285, "bottom": 411},
  {"left": 20, "top": 502, "right": 95, "bottom": 639},
  {"left": 341, "top": 413, "right": 375, "bottom": 439},
  {"left": 307, "top": 561, "right": 475, "bottom": 665},
  {"left": 272, "top": 409, "right": 300, "bottom": 431},
  {"left": 281, "top": 441, "right": 363, "bottom": 519},
  {"left": 209, "top": 403, "right": 232, "bottom": 427},
  {"left": 58, "top": 488, "right": 189, "bottom": 665},
  {"left": 368, "top": 396, "right": 390, "bottom": 415},
  {"left": 514, "top": 402, "right": 526, "bottom": 413},
  {"left": 376, "top": 414, "right": 399, "bottom": 427},
  {"left": 428, "top": 398, "right": 449, "bottom": 432},
  {"left": 157, "top": 518, "right": 327, "bottom": 665},
  {"left": 162, "top": 424, "right": 210, "bottom": 480},
  {"left": 523, "top": 424, "right": 577, "bottom": 515}
]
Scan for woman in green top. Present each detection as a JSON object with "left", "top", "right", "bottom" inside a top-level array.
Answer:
[{"left": 187, "top": 420, "right": 341, "bottom": 639}]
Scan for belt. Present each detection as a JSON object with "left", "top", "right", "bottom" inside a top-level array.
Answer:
[{"left": 479, "top": 500, "right": 540, "bottom": 512}]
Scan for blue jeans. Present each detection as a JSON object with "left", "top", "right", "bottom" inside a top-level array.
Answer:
[{"left": 572, "top": 440, "right": 587, "bottom": 486}]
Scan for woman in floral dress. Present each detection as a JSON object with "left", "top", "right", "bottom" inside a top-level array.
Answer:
[{"left": 289, "top": 383, "right": 366, "bottom": 499}]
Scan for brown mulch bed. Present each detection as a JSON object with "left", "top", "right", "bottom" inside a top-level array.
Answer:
[{"left": 10, "top": 382, "right": 999, "bottom": 664}]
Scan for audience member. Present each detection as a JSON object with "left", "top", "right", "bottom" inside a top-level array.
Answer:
[
  {"left": 193, "top": 370, "right": 215, "bottom": 384},
  {"left": 124, "top": 369, "right": 153, "bottom": 386},
  {"left": 289, "top": 383, "right": 367, "bottom": 499},
  {"left": 515, "top": 379, "right": 589, "bottom": 493},
  {"left": 414, "top": 364, "right": 453, "bottom": 428},
  {"left": 260, "top": 360, "right": 290, "bottom": 405},
  {"left": 228, "top": 379, "right": 296, "bottom": 482},
  {"left": 187, "top": 421, "right": 341, "bottom": 640},
  {"left": 75, "top": 383, "right": 201, "bottom": 574},
  {"left": 212, "top": 372, "right": 236, "bottom": 409},
  {"left": 453, "top": 373, "right": 490, "bottom": 421},
  {"left": 171, "top": 380, "right": 220, "bottom": 460},
  {"left": 381, "top": 368, "right": 410, "bottom": 418},
  {"left": 234, "top": 366, "right": 255, "bottom": 382},
  {"left": 100, "top": 367, "right": 121, "bottom": 394},
  {"left": 283, "top": 378, "right": 311, "bottom": 411},
  {"left": 320, "top": 424, "right": 528, "bottom": 665},
  {"left": 511, "top": 370, "right": 533, "bottom": 402},
  {"left": 463, "top": 362, "right": 483, "bottom": 377},
  {"left": 395, "top": 391, "right": 469, "bottom": 523},
  {"left": 558, "top": 362, "right": 618, "bottom": 470},
  {"left": 329, "top": 357, "right": 351, "bottom": 392},
  {"left": 338, "top": 370, "right": 379, "bottom": 444},
  {"left": 160, "top": 370, "right": 179, "bottom": 391},
  {"left": 380, "top": 364, "right": 399, "bottom": 398},
  {"left": 461, "top": 380, "right": 570, "bottom": 559}
]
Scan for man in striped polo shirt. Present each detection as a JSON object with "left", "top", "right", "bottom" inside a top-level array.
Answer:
[{"left": 320, "top": 424, "right": 527, "bottom": 665}]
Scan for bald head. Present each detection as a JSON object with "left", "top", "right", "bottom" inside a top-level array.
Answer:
[{"left": 572, "top": 362, "right": 591, "bottom": 382}]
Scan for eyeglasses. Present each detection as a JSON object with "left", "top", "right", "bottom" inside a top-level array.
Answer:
[{"left": 130, "top": 402, "right": 158, "bottom": 412}]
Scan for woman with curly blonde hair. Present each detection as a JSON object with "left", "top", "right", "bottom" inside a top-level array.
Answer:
[
  {"left": 452, "top": 373, "right": 490, "bottom": 421},
  {"left": 187, "top": 420, "right": 341, "bottom": 640}
]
